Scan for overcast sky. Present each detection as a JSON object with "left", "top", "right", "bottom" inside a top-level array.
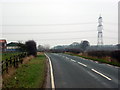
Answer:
[{"left": 0, "top": 0, "right": 119, "bottom": 47}]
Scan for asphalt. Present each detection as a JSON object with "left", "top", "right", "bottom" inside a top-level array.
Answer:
[{"left": 46, "top": 53, "right": 119, "bottom": 88}]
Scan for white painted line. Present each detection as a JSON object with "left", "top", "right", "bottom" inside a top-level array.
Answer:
[
  {"left": 67, "top": 58, "right": 70, "bottom": 60},
  {"left": 78, "top": 62, "right": 87, "bottom": 67},
  {"left": 71, "top": 59, "right": 76, "bottom": 62},
  {"left": 45, "top": 53, "right": 55, "bottom": 89},
  {"left": 95, "top": 61, "right": 98, "bottom": 63},
  {"left": 91, "top": 69, "right": 112, "bottom": 81},
  {"left": 66, "top": 57, "right": 69, "bottom": 59},
  {"left": 71, "top": 59, "right": 73, "bottom": 61},
  {"left": 73, "top": 60, "right": 76, "bottom": 62}
]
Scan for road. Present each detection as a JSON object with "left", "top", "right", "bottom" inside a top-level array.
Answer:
[{"left": 46, "top": 53, "right": 119, "bottom": 88}]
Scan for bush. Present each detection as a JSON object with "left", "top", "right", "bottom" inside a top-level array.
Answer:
[
  {"left": 87, "top": 50, "right": 120, "bottom": 63},
  {"left": 25, "top": 40, "right": 37, "bottom": 57},
  {"left": 66, "top": 49, "right": 81, "bottom": 54},
  {"left": 111, "top": 50, "right": 120, "bottom": 62},
  {"left": 87, "top": 51, "right": 111, "bottom": 58}
]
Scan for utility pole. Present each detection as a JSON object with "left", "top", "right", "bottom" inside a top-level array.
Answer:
[{"left": 97, "top": 15, "right": 103, "bottom": 46}]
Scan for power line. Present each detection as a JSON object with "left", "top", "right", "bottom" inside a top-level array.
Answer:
[
  {"left": 2, "top": 29, "right": 117, "bottom": 35},
  {"left": 6, "top": 37, "right": 96, "bottom": 41},
  {"left": 104, "top": 36, "right": 118, "bottom": 39},
  {"left": 104, "top": 31, "right": 118, "bottom": 33},
  {"left": 6, "top": 36, "right": 117, "bottom": 41},
  {"left": 103, "top": 22, "right": 118, "bottom": 25},
  {"left": 2, "top": 30, "right": 96, "bottom": 34},
  {"left": 0, "top": 22, "right": 97, "bottom": 26},
  {"left": 0, "top": 22, "right": 117, "bottom": 26}
]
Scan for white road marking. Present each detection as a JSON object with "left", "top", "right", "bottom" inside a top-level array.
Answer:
[
  {"left": 73, "top": 60, "right": 76, "bottom": 62},
  {"left": 45, "top": 53, "right": 55, "bottom": 89},
  {"left": 91, "top": 69, "right": 112, "bottom": 81},
  {"left": 78, "top": 62, "right": 87, "bottom": 67},
  {"left": 95, "top": 61, "right": 98, "bottom": 63},
  {"left": 66, "top": 57, "right": 69, "bottom": 59},
  {"left": 71, "top": 59, "right": 76, "bottom": 62}
]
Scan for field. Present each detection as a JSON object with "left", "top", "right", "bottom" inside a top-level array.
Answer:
[{"left": 0, "top": 52, "right": 24, "bottom": 61}]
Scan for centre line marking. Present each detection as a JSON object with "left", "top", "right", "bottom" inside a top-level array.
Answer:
[
  {"left": 91, "top": 69, "right": 112, "bottom": 80},
  {"left": 78, "top": 62, "right": 87, "bottom": 67},
  {"left": 73, "top": 60, "right": 76, "bottom": 62},
  {"left": 71, "top": 59, "right": 76, "bottom": 62}
]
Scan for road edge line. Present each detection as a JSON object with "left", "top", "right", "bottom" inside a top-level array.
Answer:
[{"left": 45, "top": 53, "right": 55, "bottom": 89}]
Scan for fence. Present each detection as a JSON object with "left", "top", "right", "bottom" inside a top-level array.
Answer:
[{"left": 1, "top": 52, "right": 27, "bottom": 74}]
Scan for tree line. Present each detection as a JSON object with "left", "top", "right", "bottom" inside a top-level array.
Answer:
[
  {"left": 18, "top": 40, "right": 37, "bottom": 57},
  {"left": 49, "top": 40, "right": 90, "bottom": 53}
]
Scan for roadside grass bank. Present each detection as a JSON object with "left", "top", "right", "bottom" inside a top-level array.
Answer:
[
  {"left": 3, "top": 53, "right": 46, "bottom": 88},
  {"left": 65, "top": 52, "right": 120, "bottom": 67}
]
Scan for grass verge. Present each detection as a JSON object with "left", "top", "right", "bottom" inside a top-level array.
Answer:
[
  {"left": 65, "top": 52, "right": 120, "bottom": 67},
  {"left": 3, "top": 53, "right": 46, "bottom": 88}
]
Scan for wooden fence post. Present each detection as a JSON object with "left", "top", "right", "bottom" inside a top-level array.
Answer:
[
  {"left": 5, "top": 59, "right": 8, "bottom": 73},
  {"left": 16, "top": 55, "right": 19, "bottom": 68},
  {"left": 1, "top": 61, "right": 3, "bottom": 74},
  {"left": 9, "top": 57, "right": 12, "bottom": 66},
  {"left": 19, "top": 54, "right": 23, "bottom": 64},
  {"left": 13, "top": 56, "right": 16, "bottom": 67}
]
